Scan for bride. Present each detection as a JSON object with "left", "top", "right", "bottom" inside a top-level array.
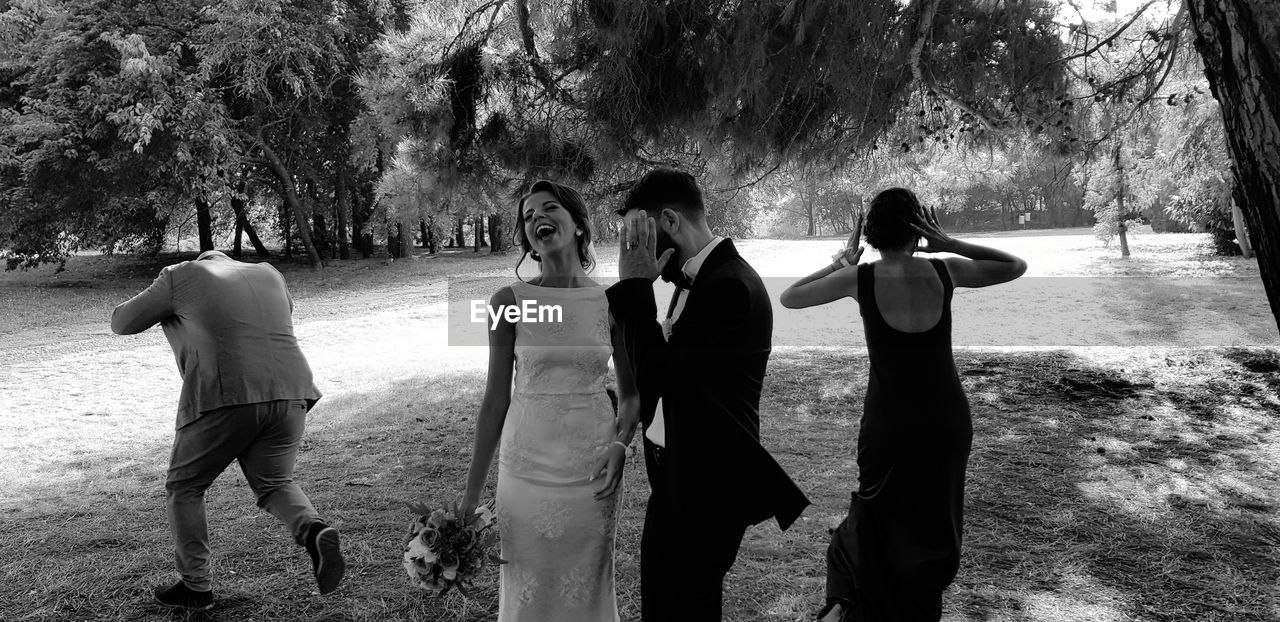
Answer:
[{"left": 461, "top": 180, "right": 640, "bottom": 621}]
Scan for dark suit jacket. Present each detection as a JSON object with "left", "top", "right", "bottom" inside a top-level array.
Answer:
[
  {"left": 111, "top": 252, "right": 321, "bottom": 428},
  {"left": 607, "top": 239, "right": 810, "bottom": 530}
]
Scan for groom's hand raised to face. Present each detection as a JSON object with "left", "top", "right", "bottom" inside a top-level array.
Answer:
[{"left": 618, "top": 210, "right": 674, "bottom": 281}]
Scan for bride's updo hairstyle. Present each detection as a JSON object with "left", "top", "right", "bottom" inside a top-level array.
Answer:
[
  {"left": 864, "top": 187, "right": 924, "bottom": 251},
  {"left": 514, "top": 179, "right": 596, "bottom": 276}
]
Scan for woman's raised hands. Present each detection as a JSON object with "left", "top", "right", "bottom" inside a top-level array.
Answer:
[
  {"left": 832, "top": 210, "right": 866, "bottom": 266},
  {"left": 908, "top": 206, "right": 957, "bottom": 253}
]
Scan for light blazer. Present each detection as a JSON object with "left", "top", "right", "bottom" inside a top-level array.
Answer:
[{"left": 111, "top": 252, "right": 321, "bottom": 428}]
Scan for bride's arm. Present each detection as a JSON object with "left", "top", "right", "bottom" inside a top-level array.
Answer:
[
  {"left": 610, "top": 315, "right": 641, "bottom": 447},
  {"left": 595, "top": 315, "right": 640, "bottom": 500},
  {"left": 462, "top": 286, "right": 517, "bottom": 515}
]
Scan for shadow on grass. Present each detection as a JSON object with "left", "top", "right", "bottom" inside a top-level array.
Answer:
[
  {"left": 767, "top": 348, "right": 1279, "bottom": 622},
  {"left": 2, "top": 350, "right": 1278, "bottom": 621},
  {"left": 0, "top": 371, "right": 507, "bottom": 622},
  {"left": 1093, "top": 276, "right": 1280, "bottom": 347}
]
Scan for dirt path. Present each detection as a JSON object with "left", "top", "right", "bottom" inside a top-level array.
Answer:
[
  {"left": 3, "top": 233, "right": 1276, "bottom": 421},
  {"left": 2, "top": 232, "right": 1276, "bottom": 500}
]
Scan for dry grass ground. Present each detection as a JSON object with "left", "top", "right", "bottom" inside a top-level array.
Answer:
[{"left": 1, "top": 231, "right": 1278, "bottom": 621}]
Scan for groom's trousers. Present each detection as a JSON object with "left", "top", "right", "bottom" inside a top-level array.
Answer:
[
  {"left": 165, "top": 399, "right": 321, "bottom": 591},
  {"left": 641, "top": 438, "right": 748, "bottom": 621}
]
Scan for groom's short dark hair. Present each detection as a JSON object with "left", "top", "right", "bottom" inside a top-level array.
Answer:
[{"left": 617, "top": 168, "right": 705, "bottom": 219}]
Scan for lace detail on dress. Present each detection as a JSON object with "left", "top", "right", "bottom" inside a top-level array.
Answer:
[
  {"left": 499, "top": 429, "right": 537, "bottom": 473},
  {"left": 571, "top": 347, "right": 608, "bottom": 381},
  {"left": 495, "top": 283, "right": 620, "bottom": 621},
  {"left": 540, "top": 317, "right": 572, "bottom": 340},
  {"left": 597, "top": 496, "right": 619, "bottom": 539},
  {"left": 535, "top": 498, "right": 572, "bottom": 539},
  {"left": 560, "top": 565, "right": 593, "bottom": 608},
  {"left": 594, "top": 312, "right": 612, "bottom": 344},
  {"left": 505, "top": 565, "right": 539, "bottom": 605}
]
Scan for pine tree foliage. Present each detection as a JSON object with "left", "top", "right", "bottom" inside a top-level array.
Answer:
[{"left": 360, "top": 0, "right": 1071, "bottom": 230}]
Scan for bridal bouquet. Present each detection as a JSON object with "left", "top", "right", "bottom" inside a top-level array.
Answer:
[{"left": 402, "top": 499, "right": 504, "bottom": 597}]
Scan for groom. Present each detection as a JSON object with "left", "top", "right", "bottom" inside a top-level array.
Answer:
[{"left": 608, "top": 168, "right": 810, "bottom": 620}]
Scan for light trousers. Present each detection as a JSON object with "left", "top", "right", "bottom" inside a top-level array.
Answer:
[{"left": 165, "top": 399, "right": 320, "bottom": 591}]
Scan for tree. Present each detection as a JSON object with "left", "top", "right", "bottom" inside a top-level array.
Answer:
[
  {"left": 360, "top": 0, "right": 1069, "bottom": 244},
  {"left": 1, "top": 0, "right": 385, "bottom": 270},
  {"left": 1185, "top": 0, "right": 1280, "bottom": 328},
  {"left": 0, "top": 1, "right": 237, "bottom": 268}
]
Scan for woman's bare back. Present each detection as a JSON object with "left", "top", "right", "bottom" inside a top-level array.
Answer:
[{"left": 870, "top": 257, "right": 947, "bottom": 333}]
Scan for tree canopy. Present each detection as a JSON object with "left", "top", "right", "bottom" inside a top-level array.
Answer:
[{"left": 0, "top": 0, "right": 1267, "bottom": 310}]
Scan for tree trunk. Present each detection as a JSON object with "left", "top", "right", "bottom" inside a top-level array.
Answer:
[
  {"left": 1232, "top": 199, "right": 1255, "bottom": 259},
  {"left": 473, "top": 216, "right": 484, "bottom": 252},
  {"left": 489, "top": 214, "right": 504, "bottom": 253},
  {"left": 351, "top": 186, "right": 374, "bottom": 258},
  {"left": 1114, "top": 140, "right": 1131, "bottom": 258},
  {"left": 281, "top": 201, "right": 293, "bottom": 259},
  {"left": 312, "top": 213, "right": 329, "bottom": 260},
  {"left": 1187, "top": 0, "right": 1280, "bottom": 330},
  {"left": 228, "top": 194, "right": 269, "bottom": 258},
  {"left": 455, "top": 219, "right": 466, "bottom": 247},
  {"left": 233, "top": 216, "right": 244, "bottom": 257},
  {"left": 302, "top": 175, "right": 330, "bottom": 261},
  {"left": 195, "top": 199, "right": 214, "bottom": 252},
  {"left": 350, "top": 160, "right": 377, "bottom": 259},
  {"left": 257, "top": 138, "right": 323, "bottom": 269},
  {"left": 335, "top": 165, "right": 352, "bottom": 260}
]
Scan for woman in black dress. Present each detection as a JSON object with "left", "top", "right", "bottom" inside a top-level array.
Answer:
[{"left": 780, "top": 188, "right": 1026, "bottom": 622}]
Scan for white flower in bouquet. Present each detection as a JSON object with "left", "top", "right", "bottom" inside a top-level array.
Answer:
[
  {"left": 402, "top": 498, "right": 504, "bottom": 597},
  {"left": 405, "top": 532, "right": 438, "bottom": 564}
]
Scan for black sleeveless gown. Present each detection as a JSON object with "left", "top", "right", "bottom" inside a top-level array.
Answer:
[{"left": 825, "top": 259, "right": 973, "bottom": 621}]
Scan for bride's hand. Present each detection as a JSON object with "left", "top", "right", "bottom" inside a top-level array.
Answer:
[
  {"left": 591, "top": 444, "right": 626, "bottom": 500},
  {"left": 460, "top": 494, "right": 479, "bottom": 520}
]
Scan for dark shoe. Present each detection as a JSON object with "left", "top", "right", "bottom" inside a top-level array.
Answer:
[
  {"left": 153, "top": 582, "right": 213, "bottom": 610},
  {"left": 304, "top": 522, "right": 345, "bottom": 594}
]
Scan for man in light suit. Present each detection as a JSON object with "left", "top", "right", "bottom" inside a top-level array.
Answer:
[{"left": 112, "top": 250, "right": 343, "bottom": 610}]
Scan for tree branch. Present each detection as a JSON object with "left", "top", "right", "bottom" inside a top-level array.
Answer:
[
  {"left": 515, "top": 0, "right": 571, "bottom": 104},
  {"left": 711, "top": 162, "right": 783, "bottom": 193},
  {"left": 906, "top": 0, "right": 942, "bottom": 75},
  {"left": 906, "top": 0, "right": 999, "bottom": 133},
  {"left": 1050, "top": 0, "right": 1161, "bottom": 66},
  {"left": 441, "top": 0, "right": 507, "bottom": 60}
]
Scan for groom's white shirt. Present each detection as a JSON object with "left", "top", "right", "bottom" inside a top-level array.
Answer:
[{"left": 647, "top": 236, "right": 725, "bottom": 448}]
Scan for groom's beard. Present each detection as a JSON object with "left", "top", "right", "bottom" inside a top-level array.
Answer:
[
  {"left": 660, "top": 255, "right": 685, "bottom": 284},
  {"left": 656, "top": 233, "right": 685, "bottom": 285}
]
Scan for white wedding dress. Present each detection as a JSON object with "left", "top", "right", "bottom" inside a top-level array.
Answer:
[{"left": 495, "top": 281, "right": 621, "bottom": 621}]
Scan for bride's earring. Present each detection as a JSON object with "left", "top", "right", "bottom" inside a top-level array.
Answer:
[{"left": 575, "top": 230, "right": 583, "bottom": 236}]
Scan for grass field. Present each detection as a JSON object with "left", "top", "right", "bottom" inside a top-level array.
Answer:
[{"left": 1, "top": 230, "right": 1278, "bottom": 621}]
